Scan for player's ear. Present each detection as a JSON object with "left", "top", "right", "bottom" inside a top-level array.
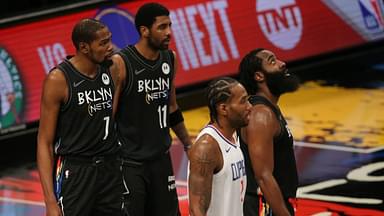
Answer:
[
  {"left": 140, "top": 26, "right": 149, "bottom": 38},
  {"left": 79, "top": 42, "right": 90, "bottom": 54},
  {"left": 254, "top": 71, "right": 264, "bottom": 82},
  {"left": 217, "top": 103, "right": 228, "bottom": 116}
]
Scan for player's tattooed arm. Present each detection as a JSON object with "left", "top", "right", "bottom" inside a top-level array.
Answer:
[{"left": 188, "top": 135, "right": 221, "bottom": 216}]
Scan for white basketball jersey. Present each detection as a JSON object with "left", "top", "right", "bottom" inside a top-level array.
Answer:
[{"left": 191, "top": 125, "right": 247, "bottom": 216}]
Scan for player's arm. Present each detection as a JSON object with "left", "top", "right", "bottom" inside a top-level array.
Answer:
[
  {"left": 188, "top": 135, "right": 221, "bottom": 216},
  {"left": 243, "top": 105, "right": 291, "bottom": 216},
  {"left": 37, "top": 69, "right": 67, "bottom": 216},
  {"left": 169, "top": 51, "right": 192, "bottom": 153},
  {"left": 110, "top": 54, "right": 126, "bottom": 117}
]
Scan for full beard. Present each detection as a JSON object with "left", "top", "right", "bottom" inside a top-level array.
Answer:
[{"left": 264, "top": 71, "right": 300, "bottom": 97}]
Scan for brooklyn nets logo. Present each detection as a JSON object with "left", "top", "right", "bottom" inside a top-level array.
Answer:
[{"left": 0, "top": 47, "right": 23, "bottom": 129}]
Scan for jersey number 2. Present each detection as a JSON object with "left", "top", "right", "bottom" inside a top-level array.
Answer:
[{"left": 158, "top": 105, "right": 167, "bottom": 128}]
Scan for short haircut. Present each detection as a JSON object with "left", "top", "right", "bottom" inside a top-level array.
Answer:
[
  {"left": 72, "top": 18, "right": 106, "bottom": 50},
  {"left": 207, "top": 77, "right": 239, "bottom": 124},
  {"left": 135, "top": 2, "right": 170, "bottom": 34},
  {"left": 238, "top": 48, "right": 265, "bottom": 95}
]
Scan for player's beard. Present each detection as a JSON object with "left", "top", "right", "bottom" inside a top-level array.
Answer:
[
  {"left": 228, "top": 112, "right": 249, "bottom": 129},
  {"left": 148, "top": 34, "right": 169, "bottom": 50},
  {"left": 264, "top": 70, "right": 300, "bottom": 97},
  {"left": 88, "top": 50, "right": 113, "bottom": 68},
  {"left": 99, "top": 59, "right": 113, "bottom": 68}
]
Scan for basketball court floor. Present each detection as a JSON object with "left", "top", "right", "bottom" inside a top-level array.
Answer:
[{"left": 0, "top": 81, "right": 383, "bottom": 215}]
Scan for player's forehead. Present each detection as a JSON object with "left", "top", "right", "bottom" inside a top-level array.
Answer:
[
  {"left": 153, "top": 15, "right": 171, "bottom": 26},
  {"left": 256, "top": 50, "right": 276, "bottom": 61},
  {"left": 230, "top": 83, "right": 247, "bottom": 99},
  {"left": 94, "top": 27, "right": 111, "bottom": 40}
]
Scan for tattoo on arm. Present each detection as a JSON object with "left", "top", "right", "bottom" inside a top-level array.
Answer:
[
  {"left": 189, "top": 149, "right": 216, "bottom": 215},
  {"left": 197, "top": 152, "right": 211, "bottom": 176}
]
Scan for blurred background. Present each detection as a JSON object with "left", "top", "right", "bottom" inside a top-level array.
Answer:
[{"left": 0, "top": 0, "right": 383, "bottom": 215}]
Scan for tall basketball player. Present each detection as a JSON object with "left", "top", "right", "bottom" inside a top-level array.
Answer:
[
  {"left": 109, "top": 2, "right": 192, "bottom": 216},
  {"left": 37, "top": 19, "right": 122, "bottom": 216},
  {"left": 238, "top": 48, "right": 300, "bottom": 216},
  {"left": 188, "top": 77, "right": 251, "bottom": 216}
]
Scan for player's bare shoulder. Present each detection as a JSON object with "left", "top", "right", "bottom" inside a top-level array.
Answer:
[
  {"left": 251, "top": 104, "right": 277, "bottom": 123},
  {"left": 42, "top": 68, "right": 68, "bottom": 102},
  {"left": 110, "top": 53, "right": 127, "bottom": 86},
  {"left": 190, "top": 134, "right": 221, "bottom": 164}
]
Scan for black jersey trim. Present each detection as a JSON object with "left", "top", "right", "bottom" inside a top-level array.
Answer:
[
  {"left": 126, "top": 46, "right": 163, "bottom": 71},
  {"left": 56, "top": 62, "right": 72, "bottom": 112},
  {"left": 168, "top": 50, "right": 175, "bottom": 69},
  {"left": 249, "top": 95, "right": 286, "bottom": 141},
  {"left": 164, "top": 50, "right": 175, "bottom": 81},
  {"left": 63, "top": 59, "right": 101, "bottom": 81},
  {"left": 117, "top": 50, "right": 134, "bottom": 96}
]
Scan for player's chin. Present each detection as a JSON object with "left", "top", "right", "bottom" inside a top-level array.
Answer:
[
  {"left": 161, "top": 41, "right": 170, "bottom": 49},
  {"left": 160, "top": 44, "right": 169, "bottom": 50},
  {"left": 243, "top": 114, "right": 251, "bottom": 126},
  {"left": 100, "top": 59, "right": 113, "bottom": 67},
  {"left": 105, "top": 53, "right": 113, "bottom": 60},
  {"left": 238, "top": 118, "right": 249, "bottom": 128}
]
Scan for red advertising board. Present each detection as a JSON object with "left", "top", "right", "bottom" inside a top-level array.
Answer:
[{"left": 0, "top": 0, "right": 383, "bottom": 130}]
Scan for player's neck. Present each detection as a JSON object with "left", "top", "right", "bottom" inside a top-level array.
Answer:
[
  {"left": 256, "top": 85, "right": 279, "bottom": 105},
  {"left": 212, "top": 122, "right": 236, "bottom": 144},
  {"left": 134, "top": 42, "right": 160, "bottom": 61},
  {"left": 70, "top": 55, "right": 99, "bottom": 78}
]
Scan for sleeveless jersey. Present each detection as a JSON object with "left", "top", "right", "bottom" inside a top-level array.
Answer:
[
  {"left": 116, "top": 46, "right": 175, "bottom": 161},
  {"left": 193, "top": 125, "right": 247, "bottom": 216},
  {"left": 240, "top": 95, "right": 298, "bottom": 198},
  {"left": 54, "top": 58, "right": 118, "bottom": 156}
]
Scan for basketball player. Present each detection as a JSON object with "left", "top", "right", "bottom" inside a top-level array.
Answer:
[
  {"left": 188, "top": 77, "right": 251, "bottom": 216},
  {"left": 238, "top": 48, "right": 300, "bottom": 216},
  {"left": 37, "top": 19, "right": 122, "bottom": 216},
  {"left": 109, "top": 3, "right": 192, "bottom": 216}
]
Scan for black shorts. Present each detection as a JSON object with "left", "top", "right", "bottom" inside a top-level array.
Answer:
[
  {"left": 120, "top": 151, "right": 180, "bottom": 216},
  {"left": 54, "top": 155, "right": 123, "bottom": 216},
  {"left": 243, "top": 193, "right": 295, "bottom": 216}
]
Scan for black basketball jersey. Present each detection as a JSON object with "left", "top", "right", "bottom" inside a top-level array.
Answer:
[
  {"left": 116, "top": 46, "right": 175, "bottom": 161},
  {"left": 54, "top": 58, "right": 118, "bottom": 157},
  {"left": 240, "top": 95, "right": 298, "bottom": 198}
]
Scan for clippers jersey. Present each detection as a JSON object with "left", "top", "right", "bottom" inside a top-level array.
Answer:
[
  {"left": 54, "top": 59, "right": 118, "bottom": 156},
  {"left": 116, "top": 46, "right": 174, "bottom": 161},
  {"left": 192, "top": 125, "right": 247, "bottom": 216},
  {"left": 240, "top": 95, "right": 298, "bottom": 198}
]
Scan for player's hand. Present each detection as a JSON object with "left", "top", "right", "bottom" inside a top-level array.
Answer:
[
  {"left": 184, "top": 144, "right": 191, "bottom": 160},
  {"left": 45, "top": 201, "right": 62, "bottom": 216}
]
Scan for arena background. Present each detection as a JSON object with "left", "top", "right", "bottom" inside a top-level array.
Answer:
[{"left": 0, "top": 0, "right": 383, "bottom": 215}]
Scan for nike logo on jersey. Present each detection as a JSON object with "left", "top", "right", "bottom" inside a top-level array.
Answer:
[
  {"left": 73, "top": 80, "right": 85, "bottom": 87},
  {"left": 134, "top": 68, "right": 145, "bottom": 75},
  {"left": 225, "top": 147, "right": 231, "bottom": 153}
]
